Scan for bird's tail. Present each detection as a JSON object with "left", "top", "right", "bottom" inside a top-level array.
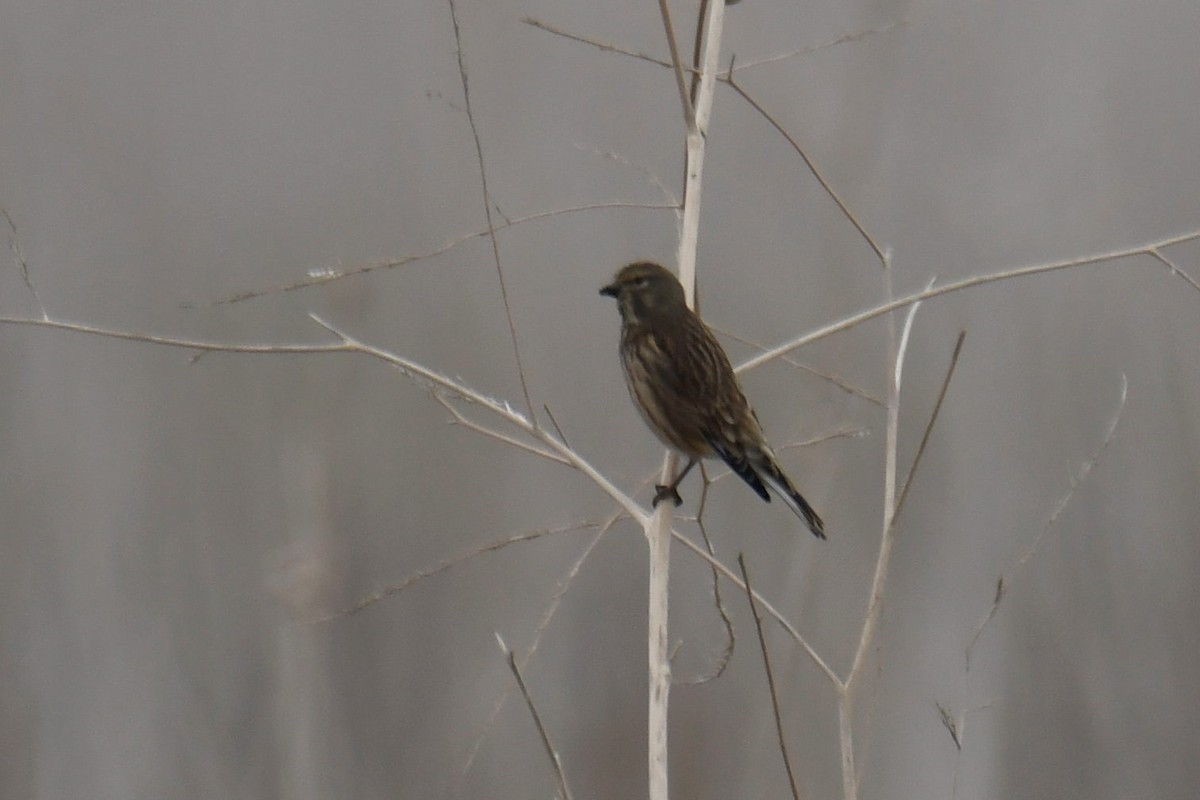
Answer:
[{"left": 755, "top": 453, "right": 826, "bottom": 539}]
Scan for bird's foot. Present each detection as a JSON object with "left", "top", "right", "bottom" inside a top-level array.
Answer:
[{"left": 652, "top": 484, "right": 683, "bottom": 508}]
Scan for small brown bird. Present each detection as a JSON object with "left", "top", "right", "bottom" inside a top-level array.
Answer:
[{"left": 600, "top": 261, "right": 825, "bottom": 539}]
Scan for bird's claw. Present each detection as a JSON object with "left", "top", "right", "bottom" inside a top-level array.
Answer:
[{"left": 652, "top": 484, "right": 683, "bottom": 508}]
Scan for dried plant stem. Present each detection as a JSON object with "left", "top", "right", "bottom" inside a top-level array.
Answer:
[
  {"left": 497, "top": 636, "right": 575, "bottom": 800},
  {"left": 739, "top": 554, "right": 803, "bottom": 800},
  {"left": 895, "top": 330, "right": 967, "bottom": 519},
  {"left": 646, "top": 4, "right": 728, "bottom": 799},
  {"left": 839, "top": 266, "right": 920, "bottom": 800},
  {"left": 724, "top": 69, "right": 886, "bottom": 265},
  {"left": 736, "top": 230, "right": 1200, "bottom": 375},
  {"left": 207, "top": 201, "right": 676, "bottom": 306},
  {"left": 656, "top": 0, "right": 696, "bottom": 130},
  {"left": 445, "top": 0, "right": 534, "bottom": 419}
]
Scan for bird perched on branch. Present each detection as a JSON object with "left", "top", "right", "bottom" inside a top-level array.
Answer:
[{"left": 600, "top": 261, "right": 825, "bottom": 539}]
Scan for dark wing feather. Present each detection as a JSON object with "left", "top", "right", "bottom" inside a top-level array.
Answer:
[{"left": 703, "top": 432, "right": 771, "bottom": 502}]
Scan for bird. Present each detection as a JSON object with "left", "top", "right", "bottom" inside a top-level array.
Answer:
[{"left": 600, "top": 261, "right": 825, "bottom": 539}]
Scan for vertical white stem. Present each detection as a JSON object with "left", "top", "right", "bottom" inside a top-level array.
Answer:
[
  {"left": 647, "top": 4, "right": 728, "bottom": 800},
  {"left": 646, "top": 486, "right": 674, "bottom": 800}
]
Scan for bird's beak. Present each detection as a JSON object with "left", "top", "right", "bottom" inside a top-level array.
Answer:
[{"left": 599, "top": 282, "right": 619, "bottom": 298}]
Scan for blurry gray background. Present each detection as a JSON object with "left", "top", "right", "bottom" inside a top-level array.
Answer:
[{"left": 2, "top": 0, "right": 1199, "bottom": 798}]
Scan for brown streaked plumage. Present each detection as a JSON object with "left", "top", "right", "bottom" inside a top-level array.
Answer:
[{"left": 600, "top": 261, "right": 825, "bottom": 539}]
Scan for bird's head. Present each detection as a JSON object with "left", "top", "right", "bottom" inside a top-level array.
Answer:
[{"left": 600, "top": 261, "right": 687, "bottom": 325}]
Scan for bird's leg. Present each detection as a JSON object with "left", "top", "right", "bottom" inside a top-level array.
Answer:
[{"left": 653, "top": 458, "right": 698, "bottom": 508}]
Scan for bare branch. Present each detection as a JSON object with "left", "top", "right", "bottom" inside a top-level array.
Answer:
[
  {"left": 521, "top": 15, "right": 908, "bottom": 78},
  {"left": 437, "top": 393, "right": 570, "bottom": 466},
  {"left": 674, "top": 463, "right": 735, "bottom": 686},
  {"left": 308, "top": 314, "right": 652, "bottom": 527},
  {"left": 444, "top": 0, "right": 534, "bottom": 419},
  {"left": 1018, "top": 373, "right": 1128, "bottom": 568},
  {"left": 671, "top": 528, "right": 840, "bottom": 688},
  {"left": 736, "top": 230, "right": 1200, "bottom": 375},
  {"left": 205, "top": 201, "right": 676, "bottom": 307},
  {"left": 2, "top": 208, "right": 47, "bottom": 319},
  {"left": 0, "top": 307, "right": 654, "bottom": 528},
  {"left": 496, "top": 635, "right": 575, "bottom": 800},
  {"left": 777, "top": 426, "right": 871, "bottom": 454},
  {"left": 453, "top": 518, "right": 615, "bottom": 792},
  {"left": 305, "top": 520, "right": 600, "bottom": 623},
  {"left": 936, "top": 702, "right": 962, "bottom": 751},
  {"left": 719, "top": 20, "right": 907, "bottom": 75},
  {"left": 841, "top": 255, "right": 908, "bottom": 800},
  {"left": 1147, "top": 247, "right": 1200, "bottom": 293},
  {"left": 965, "top": 375, "right": 1128, "bottom": 667},
  {"left": 739, "top": 553, "right": 803, "bottom": 800},
  {"left": 541, "top": 404, "right": 571, "bottom": 450},
  {"left": 522, "top": 17, "right": 674, "bottom": 70},
  {"left": 724, "top": 68, "right": 888, "bottom": 266},
  {"left": 711, "top": 322, "right": 884, "bottom": 407},
  {"left": 575, "top": 144, "right": 681, "bottom": 208},
  {"left": 895, "top": 330, "right": 967, "bottom": 519},
  {"left": 656, "top": 0, "right": 697, "bottom": 130},
  {"left": 0, "top": 315, "right": 349, "bottom": 355}
]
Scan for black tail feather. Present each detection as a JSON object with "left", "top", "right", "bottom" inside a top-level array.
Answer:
[
  {"left": 754, "top": 453, "right": 826, "bottom": 540},
  {"left": 706, "top": 436, "right": 825, "bottom": 539}
]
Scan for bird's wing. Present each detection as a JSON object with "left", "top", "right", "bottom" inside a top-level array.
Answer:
[{"left": 703, "top": 432, "right": 771, "bottom": 502}]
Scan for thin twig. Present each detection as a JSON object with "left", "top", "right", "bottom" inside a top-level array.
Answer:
[
  {"left": 541, "top": 404, "right": 571, "bottom": 450},
  {"left": 848, "top": 265, "right": 917, "bottom": 679},
  {"left": 736, "top": 230, "right": 1200, "bottom": 374},
  {"left": 840, "top": 257, "right": 910, "bottom": 800},
  {"left": 453, "top": 518, "right": 615, "bottom": 793},
  {"left": 0, "top": 309, "right": 654, "bottom": 526},
  {"left": 965, "top": 374, "right": 1129, "bottom": 667},
  {"left": 497, "top": 635, "right": 575, "bottom": 800},
  {"left": 444, "top": 0, "right": 534, "bottom": 420},
  {"left": 670, "top": 528, "right": 840, "bottom": 687},
  {"left": 711, "top": 323, "right": 885, "bottom": 407},
  {"left": 936, "top": 702, "right": 961, "bottom": 751},
  {"left": 656, "top": 0, "right": 697, "bottom": 130},
  {"left": 205, "top": 201, "right": 676, "bottom": 306},
  {"left": 307, "top": 314, "right": 651, "bottom": 527},
  {"left": 777, "top": 426, "right": 871, "bottom": 453},
  {"left": 575, "top": 144, "right": 681, "bottom": 208},
  {"left": 739, "top": 553, "right": 803, "bottom": 800},
  {"left": 522, "top": 17, "right": 674, "bottom": 69},
  {"left": 438, "top": 393, "right": 571, "bottom": 466},
  {"left": 521, "top": 15, "right": 907, "bottom": 78},
  {"left": 675, "top": 463, "right": 735, "bottom": 686},
  {"left": 0, "top": 315, "right": 351, "bottom": 354},
  {"left": 306, "top": 521, "right": 601, "bottom": 623},
  {"left": 2, "top": 208, "right": 47, "bottom": 319},
  {"left": 1147, "top": 248, "right": 1200, "bottom": 292},
  {"left": 724, "top": 68, "right": 887, "bottom": 266},
  {"left": 718, "top": 20, "right": 907, "bottom": 75},
  {"left": 895, "top": 330, "right": 967, "bottom": 519}
]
